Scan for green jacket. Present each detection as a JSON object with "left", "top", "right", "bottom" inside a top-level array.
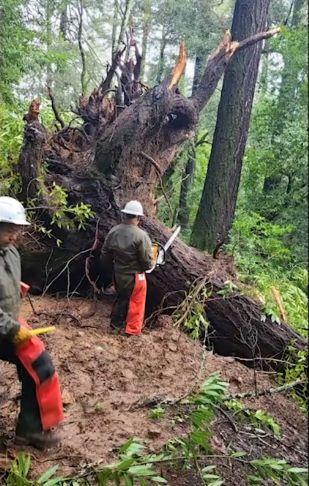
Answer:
[
  {"left": 101, "top": 223, "right": 153, "bottom": 276},
  {"left": 0, "top": 245, "right": 21, "bottom": 340}
]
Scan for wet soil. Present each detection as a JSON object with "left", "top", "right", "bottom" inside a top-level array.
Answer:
[{"left": 0, "top": 296, "right": 307, "bottom": 484}]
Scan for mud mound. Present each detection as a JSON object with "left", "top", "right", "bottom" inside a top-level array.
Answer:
[{"left": 0, "top": 296, "right": 307, "bottom": 480}]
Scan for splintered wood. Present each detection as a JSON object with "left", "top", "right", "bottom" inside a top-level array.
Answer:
[{"left": 169, "top": 42, "right": 187, "bottom": 89}]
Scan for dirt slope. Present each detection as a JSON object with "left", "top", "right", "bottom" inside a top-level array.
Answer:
[{"left": 0, "top": 296, "right": 307, "bottom": 482}]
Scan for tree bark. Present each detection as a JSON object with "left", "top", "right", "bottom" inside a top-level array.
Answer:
[{"left": 191, "top": 0, "right": 271, "bottom": 252}]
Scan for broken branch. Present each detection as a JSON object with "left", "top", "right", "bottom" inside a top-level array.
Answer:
[
  {"left": 192, "top": 27, "right": 280, "bottom": 112},
  {"left": 168, "top": 41, "right": 187, "bottom": 90},
  {"left": 47, "top": 87, "right": 65, "bottom": 128}
]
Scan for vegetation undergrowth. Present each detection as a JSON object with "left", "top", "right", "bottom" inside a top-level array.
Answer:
[
  {"left": 2, "top": 375, "right": 307, "bottom": 485},
  {"left": 0, "top": 102, "right": 94, "bottom": 240}
]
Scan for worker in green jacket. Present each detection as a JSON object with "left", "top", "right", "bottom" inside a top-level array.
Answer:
[
  {"left": 101, "top": 200, "right": 153, "bottom": 335},
  {"left": 0, "top": 197, "right": 63, "bottom": 450}
]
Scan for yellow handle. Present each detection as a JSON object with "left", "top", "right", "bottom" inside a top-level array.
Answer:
[{"left": 29, "top": 326, "right": 56, "bottom": 337}]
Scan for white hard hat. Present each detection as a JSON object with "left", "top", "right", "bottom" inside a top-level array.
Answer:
[
  {"left": 0, "top": 197, "right": 30, "bottom": 226},
  {"left": 121, "top": 200, "right": 144, "bottom": 217}
]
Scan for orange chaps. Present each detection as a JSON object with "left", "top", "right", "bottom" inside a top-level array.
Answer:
[
  {"left": 125, "top": 273, "right": 147, "bottom": 335},
  {"left": 16, "top": 317, "right": 63, "bottom": 430}
]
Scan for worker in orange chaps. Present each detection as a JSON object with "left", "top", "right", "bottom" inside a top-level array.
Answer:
[
  {"left": 0, "top": 197, "right": 63, "bottom": 449},
  {"left": 101, "top": 201, "right": 153, "bottom": 335}
]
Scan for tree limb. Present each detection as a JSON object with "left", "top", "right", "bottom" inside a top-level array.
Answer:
[
  {"left": 47, "top": 87, "right": 65, "bottom": 128},
  {"left": 227, "top": 379, "right": 303, "bottom": 400},
  {"left": 192, "top": 27, "right": 280, "bottom": 112}
]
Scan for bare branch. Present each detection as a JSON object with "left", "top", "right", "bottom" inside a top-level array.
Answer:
[{"left": 47, "top": 87, "right": 65, "bottom": 128}]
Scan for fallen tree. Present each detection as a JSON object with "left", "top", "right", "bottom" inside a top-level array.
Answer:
[{"left": 17, "top": 27, "right": 305, "bottom": 368}]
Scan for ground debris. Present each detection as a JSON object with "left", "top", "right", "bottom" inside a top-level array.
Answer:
[{"left": 0, "top": 296, "right": 307, "bottom": 482}]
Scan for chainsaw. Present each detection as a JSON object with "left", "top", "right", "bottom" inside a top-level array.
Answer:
[{"left": 146, "top": 225, "right": 181, "bottom": 274}]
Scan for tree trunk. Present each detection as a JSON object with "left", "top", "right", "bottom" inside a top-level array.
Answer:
[
  {"left": 114, "top": 0, "right": 134, "bottom": 55},
  {"left": 18, "top": 26, "right": 296, "bottom": 368},
  {"left": 156, "top": 28, "right": 167, "bottom": 84},
  {"left": 59, "top": 2, "right": 68, "bottom": 40},
  {"left": 111, "top": 0, "right": 119, "bottom": 60},
  {"left": 191, "top": 0, "right": 271, "bottom": 252},
  {"left": 177, "top": 55, "right": 204, "bottom": 228},
  {"left": 140, "top": 0, "right": 152, "bottom": 80}
]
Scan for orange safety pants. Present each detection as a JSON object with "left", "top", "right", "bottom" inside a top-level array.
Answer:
[{"left": 111, "top": 273, "right": 147, "bottom": 335}]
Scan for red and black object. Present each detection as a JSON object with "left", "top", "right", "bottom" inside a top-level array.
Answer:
[{"left": 16, "top": 317, "right": 63, "bottom": 430}]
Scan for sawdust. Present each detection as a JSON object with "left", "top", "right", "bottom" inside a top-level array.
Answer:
[{"left": 0, "top": 296, "right": 307, "bottom": 482}]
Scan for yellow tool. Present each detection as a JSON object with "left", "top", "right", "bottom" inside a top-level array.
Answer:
[
  {"left": 14, "top": 326, "right": 56, "bottom": 345},
  {"left": 29, "top": 326, "right": 56, "bottom": 337}
]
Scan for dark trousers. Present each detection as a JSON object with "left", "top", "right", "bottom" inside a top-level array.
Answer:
[
  {"left": 0, "top": 340, "right": 42, "bottom": 435},
  {"left": 111, "top": 274, "right": 135, "bottom": 328}
]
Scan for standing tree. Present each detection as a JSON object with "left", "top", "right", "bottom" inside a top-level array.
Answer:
[
  {"left": 191, "top": 0, "right": 271, "bottom": 252},
  {"left": 177, "top": 54, "right": 204, "bottom": 229}
]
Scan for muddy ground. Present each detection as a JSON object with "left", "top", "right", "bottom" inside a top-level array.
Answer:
[{"left": 0, "top": 296, "right": 307, "bottom": 484}]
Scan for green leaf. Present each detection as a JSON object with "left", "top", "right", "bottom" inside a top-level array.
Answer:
[
  {"left": 114, "top": 458, "right": 135, "bottom": 471},
  {"left": 127, "top": 465, "right": 156, "bottom": 477},
  {"left": 230, "top": 451, "right": 247, "bottom": 458},
  {"left": 202, "top": 465, "right": 216, "bottom": 473},
  {"left": 287, "top": 467, "right": 308, "bottom": 474},
  {"left": 120, "top": 438, "right": 144, "bottom": 457},
  {"left": 37, "top": 465, "right": 59, "bottom": 483},
  {"left": 151, "top": 476, "right": 168, "bottom": 483}
]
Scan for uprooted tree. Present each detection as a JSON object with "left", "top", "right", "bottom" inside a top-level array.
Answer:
[{"left": 17, "top": 25, "right": 305, "bottom": 368}]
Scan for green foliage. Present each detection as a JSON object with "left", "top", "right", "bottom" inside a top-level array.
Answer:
[
  {"left": 252, "top": 410, "right": 281, "bottom": 437},
  {"left": 149, "top": 406, "right": 165, "bottom": 420},
  {"left": 95, "top": 438, "right": 167, "bottom": 485},
  {"left": 6, "top": 452, "right": 63, "bottom": 485},
  {"left": 172, "top": 279, "right": 210, "bottom": 339},
  {"left": 226, "top": 210, "right": 308, "bottom": 337},
  {"left": 217, "top": 280, "right": 239, "bottom": 298},
  {"left": 239, "top": 26, "right": 308, "bottom": 266},
  {"left": 249, "top": 457, "right": 308, "bottom": 485},
  {"left": 225, "top": 399, "right": 281, "bottom": 437},
  {"left": 48, "top": 183, "right": 95, "bottom": 231},
  {"left": 0, "top": 0, "right": 34, "bottom": 103},
  {"left": 0, "top": 102, "right": 24, "bottom": 194},
  {"left": 201, "top": 465, "right": 224, "bottom": 486}
]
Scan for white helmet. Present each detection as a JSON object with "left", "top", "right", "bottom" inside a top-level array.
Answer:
[
  {"left": 0, "top": 197, "right": 30, "bottom": 225},
  {"left": 121, "top": 200, "right": 144, "bottom": 217}
]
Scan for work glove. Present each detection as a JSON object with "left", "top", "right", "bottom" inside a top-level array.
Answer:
[
  {"left": 20, "top": 281, "right": 30, "bottom": 298},
  {"left": 13, "top": 326, "right": 33, "bottom": 345},
  {"left": 152, "top": 243, "right": 159, "bottom": 264}
]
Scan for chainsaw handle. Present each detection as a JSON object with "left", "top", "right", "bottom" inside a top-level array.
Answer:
[
  {"left": 146, "top": 242, "right": 166, "bottom": 274},
  {"left": 155, "top": 242, "right": 166, "bottom": 266}
]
